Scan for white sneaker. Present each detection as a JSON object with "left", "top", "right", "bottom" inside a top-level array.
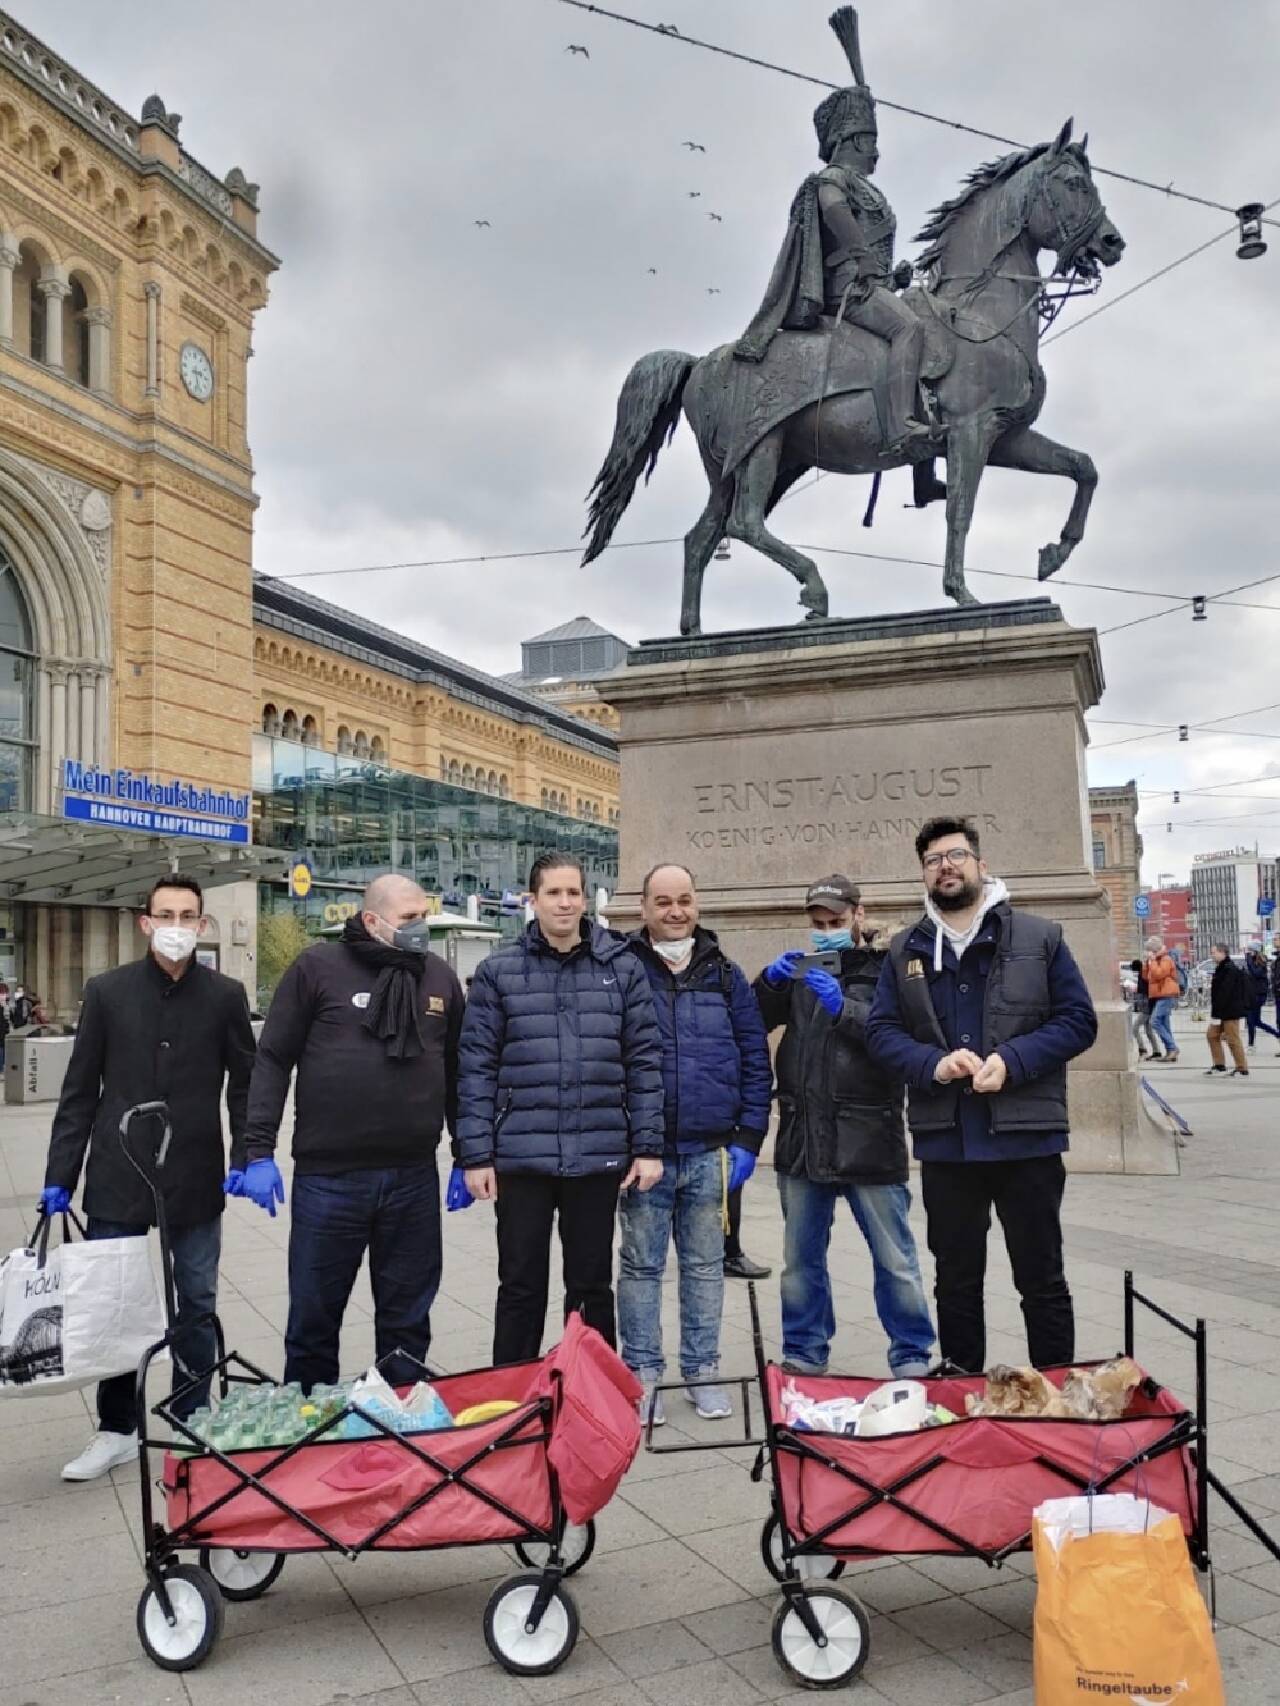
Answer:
[
  {"left": 61, "top": 1430, "right": 138, "bottom": 1482},
  {"left": 638, "top": 1383, "right": 665, "bottom": 1427},
  {"left": 685, "top": 1377, "right": 732, "bottom": 1420}
]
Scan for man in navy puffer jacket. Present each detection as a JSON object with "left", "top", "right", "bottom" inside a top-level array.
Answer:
[
  {"left": 457, "top": 854, "right": 665, "bottom": 1363},
  {"left": 618, "top": 865, "right": 772, "bottom": 1425}
]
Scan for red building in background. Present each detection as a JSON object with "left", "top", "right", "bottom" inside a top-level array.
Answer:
[{"left": 1149, "top": 885, "right": 1193, "bottom": 957}]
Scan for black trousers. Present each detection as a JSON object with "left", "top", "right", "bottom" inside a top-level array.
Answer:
[
  {"left": 723, "top": 1185, "right": 744, "bottom": 1259},
  {"left": 921, "top": 1155, "right": 1074, "bottom": 1372},
  {"left": 493, "top": 1171, "right": 623, "bottom": 1365}
]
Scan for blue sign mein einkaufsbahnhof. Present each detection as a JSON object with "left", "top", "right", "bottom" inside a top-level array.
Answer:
[{"left": 59, "top": 761, "right": 252, "bottom": 845}]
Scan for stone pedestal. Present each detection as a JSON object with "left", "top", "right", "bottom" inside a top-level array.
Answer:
[{"left": 602, "top": 599, "right": 1175, "bottom": 1176}]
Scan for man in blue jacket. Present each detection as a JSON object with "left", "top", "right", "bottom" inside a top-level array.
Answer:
[
  {"left": 618, "top": 864, "right": 772, "bottom": 1423},
  {"left": 865, "top": 818, "right": 1097, "bottom": 1373},
  {"left": 457, "top": 853, "right": 665, "bottom": 1363}
]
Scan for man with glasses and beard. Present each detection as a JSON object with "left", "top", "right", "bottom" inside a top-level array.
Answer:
[{"left": 865, "top": 818, "right": 1096, "bottom": 1373}]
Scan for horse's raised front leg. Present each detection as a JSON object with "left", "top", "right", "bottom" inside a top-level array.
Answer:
[
  {"left": 941, "top": 416, "right": 1003, "bottom": 606},
  {"left": 987, "top": 426, "right": 1098, "bottom": 580},
  {"left": 730, "top": 432, "right": 828, "bottom": 621}
]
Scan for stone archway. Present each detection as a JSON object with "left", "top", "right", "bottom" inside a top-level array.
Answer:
[{"left": 0, "top": 445, "right": 112, "bottom": 809}]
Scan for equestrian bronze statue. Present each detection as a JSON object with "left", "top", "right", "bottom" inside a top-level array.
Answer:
[{"left": 582, "top": 7, "right": 1126, "bottom": 636}]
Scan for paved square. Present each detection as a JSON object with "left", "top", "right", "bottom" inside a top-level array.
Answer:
[{"left": 1, "top": 1019, "right": 1277, "bottom": 1703}]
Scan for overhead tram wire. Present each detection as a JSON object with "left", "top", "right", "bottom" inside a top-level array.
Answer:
[
  {"left": 1100, "top": 572, "right": 1280, "bottom": 636},
  {"left": 1090, "top": 699, "right": 1280, "bottom": 750},
  {"left": 555, "top": 0, "right": 1278, "bottom": 227}
]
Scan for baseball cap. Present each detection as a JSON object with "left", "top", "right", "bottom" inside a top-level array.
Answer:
[{"left": 804, "top": 875, "right": 860, "bottom": 910}]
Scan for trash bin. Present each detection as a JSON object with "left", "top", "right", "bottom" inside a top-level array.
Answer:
[{"left": 4, "top": 1034, "right": 75, "bottom": 1104}]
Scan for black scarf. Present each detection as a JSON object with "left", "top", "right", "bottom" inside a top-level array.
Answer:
[{"left": 341, "top": 916, "right": 426, "bottom": 1059}]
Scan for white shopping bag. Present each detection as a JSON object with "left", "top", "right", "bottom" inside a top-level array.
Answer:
[{"left": 0, "top": 1215, "right": 167, "bottom": 1397}]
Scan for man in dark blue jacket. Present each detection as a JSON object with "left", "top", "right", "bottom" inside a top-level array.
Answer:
[
  {"left": 618, "top": 864, "right": 772, "bottom": 1424},
  {"left": 865, "top": 818, "right": 1097, "bottom": 1373},
  {"left": 457, "top": 853, "right": 665, "bottom": 1363}
]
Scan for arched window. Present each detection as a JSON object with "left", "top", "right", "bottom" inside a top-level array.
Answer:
[
  {"left": 280, "top": 708, "right": 300, "bottom": 742},
  {"left": 499, "top": 774, "right": 510, "bottom": 799},
  {"left": 67, "top": 275, "right": 89, "bottom": 387},
  {"left": 353, "top": 730, "right": 370, "bottom": 759},
  {"left": 14, "top": 242, "right": 45, "bottom": 361},
  {"left": 369, "top": 735, "right": 386, "bottom": 764},
  {"left": 558, "top": 791, "right": 568, "bottom": 814},
  {"left": 448, "top": 759, "right": 461, "bottom": 786},
  {"left": 439, "top": 757, "right": 448, "bottom": 781},
  {"left": 261, "top": 702, "right": 280, "bottom": 735},
  {"left": 461, "top": 763, "right": 474, "bottom": 789},
  {"left": 487, "top": 769, "right": 498, "bottom": 795},
  {"left": 336, "top": 725, "right": 353, "bottom": 755},
  {"left": 301, "top": 714, "right": 318, "bottom": 747},
  {"left": 0, "top": 556, "right": 34, "bottom": 812}
]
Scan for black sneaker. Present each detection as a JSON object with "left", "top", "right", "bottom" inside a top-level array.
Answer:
[
  {"left": 724, "top": 1252, "right": 772, "bottom": 1281},
  {"left": 1204, "top": 1066, "right": 1227, "bottom": 1076},
  {"left": 1231, "top": 1069, "right": 1250, "bottom": 1077}
]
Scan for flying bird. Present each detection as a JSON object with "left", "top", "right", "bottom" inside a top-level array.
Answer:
[
  {"left": 656, "top": 22, "right": 680, "bottom": 34},
  {"left": 706, "top": 287, "right": 720, "bottom": 295},
  {"left": 566, "top": 44, "right": 589, "bottom": 56},
  {"left": 647, "top": 267, "right": 658, "bottom": 275},
  {"left": 682, "top": 141, "right": 706, "bottom": 152},
  {"left": 707, "top": 212, "right": 722, "bottom": 222},
  {"left": 686, "top": 190, "right": 701, "bottom": 199},
  {"left": 473, "top": 219, "right": 491, "bottom": 228}
]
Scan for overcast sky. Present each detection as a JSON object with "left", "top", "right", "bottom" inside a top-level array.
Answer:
[{"left": 40, "top": 0, "right": 1280, "bottom": 882}]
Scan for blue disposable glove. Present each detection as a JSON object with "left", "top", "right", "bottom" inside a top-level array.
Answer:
[
  {"left": 242, "top": 1158, "right": 285, "bottom": 1217},
  {"left": 805, "top": 967, "right": 844, "bottom": 1017},
  {"left": 446, "top": 1165, "right": 474, "bottom": 1211},
  {"left": 726, "top": 1145, "right": 756, "bottom": 1196},
  {"left": 223, "top": 1169, "right": 247, "bottom": 1198},
  {"left": 38, "top": 1185, "right": 71, "bottom": 1217},
  {"left": 763, "top": 948, "right": 805, "bottom": 988}
]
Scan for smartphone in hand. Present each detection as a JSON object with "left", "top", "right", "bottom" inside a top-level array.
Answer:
[{"left": 788, "top": 950, "right": 842, "bottom": 977}]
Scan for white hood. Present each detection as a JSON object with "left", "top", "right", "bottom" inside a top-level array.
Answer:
[{"left": 922, "top": 875, "right": 1010, "bottom": 972}]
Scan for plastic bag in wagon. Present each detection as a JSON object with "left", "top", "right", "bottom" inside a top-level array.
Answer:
[{"left": 537, "top": 1313, "right": 643, "bottom": 1524}]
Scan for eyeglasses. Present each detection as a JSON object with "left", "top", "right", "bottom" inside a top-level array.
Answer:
[{"left": 921, "top": 848, "right": 975, "bottom": 871}]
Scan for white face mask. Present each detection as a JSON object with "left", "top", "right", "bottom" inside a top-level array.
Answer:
[
  {"left": 653, "top": 936, "right": 695, "bottom": 966},
  {"left": 150, "top": 925, "right": 199, "bottom": 963}
]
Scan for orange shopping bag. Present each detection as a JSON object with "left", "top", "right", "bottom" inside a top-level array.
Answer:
[{"left": 1032, "top": 1493, "right": 1225, "bottom": 1705}]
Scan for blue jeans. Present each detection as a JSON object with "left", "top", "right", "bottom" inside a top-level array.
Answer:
[
  {"left": 618, "top": 1149, "right": 725, "bottom": 1381},
  {"left": 1246, "top": 1003, "right": 1280, "bottom": 1046},
  {"left": 286, "top": 1164, "right": 441, "bottom": 1392},
  {"left": 89, "top": 1216, "right": 221, "bottom": 1435},
  {"left": 777, "top": 1173, "right": 935, "bottom": 1375},
  {"left": 1149, "top": 997, "right": 1178, "bottom": 1055}
]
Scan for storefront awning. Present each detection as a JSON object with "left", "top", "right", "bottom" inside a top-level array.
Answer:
[{"left": 0, "top": 814, "right": 290, "bottom": 906}]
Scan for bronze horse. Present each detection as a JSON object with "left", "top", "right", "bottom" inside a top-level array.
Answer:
[{"left": 583, "top": 121, "right": 1125, "bottom": 635}]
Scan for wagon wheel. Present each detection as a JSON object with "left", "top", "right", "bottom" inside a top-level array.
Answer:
[
  {"left": 772, "top": 1586, "right": 870, "bottom": 1689},
  {"left": 484, "top": 1571, "right": 580, "bottom": 1676},
  {"left": 199, "top": 1546, "right": 286, "bottom": 1601},
  {"left": 760, "top": 1512, "right": 845, "bottom": 1584},
  {"left": 136, "top": 1563, "right": 224, "bottom": 1671},
  {"left": 513, "top": 1517, "right": 596, "bottom": 1577}
]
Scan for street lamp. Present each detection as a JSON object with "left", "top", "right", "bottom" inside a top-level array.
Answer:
[{"left": 1236, "top": 203, "right": 1268, "bottom": 261}]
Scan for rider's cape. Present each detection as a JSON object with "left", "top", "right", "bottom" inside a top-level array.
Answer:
[{"left": 735, "top": 176, "right": 827, "bottom": 363}]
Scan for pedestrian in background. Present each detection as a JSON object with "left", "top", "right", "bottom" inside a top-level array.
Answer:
[
  {"left": 457, "top": 853, "right": 664, "bottom": 1363},
  {"left": 866, "top": 819, "right": 1097, "bottom": 1373},
  {"left": 243, "top": 873, "right": 463, "bottom": 1391},
  {"left": 618, "top": 864, "right": 772, "bottom": 1422},
  {"left": 41, "top": 877, "right": 255, "bottom": 1481},
  {"left": 757, "top": 875, "right": 935, "bottom": 1378},
  {"left": 1242, "top": 945, "right": 1279, "bottom": 1052},
  {"left": 1204, "top": 945, "right": 1253, "bottom": 1077},
  {"left": 1142, "top": 937, "right": 1181, "bottom": 1064},
  {"left": 1128, "top": 958, "right": 1163, "bottom": 1060}
]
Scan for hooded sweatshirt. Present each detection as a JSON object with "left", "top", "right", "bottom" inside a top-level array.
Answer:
[{"left": 923, "top": 876, "right": 1011, "bottom": 973}]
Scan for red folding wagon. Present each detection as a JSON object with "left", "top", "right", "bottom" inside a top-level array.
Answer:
[
  {"left": 119, "top": 1104, "right": 642, "bottom": 1676},
  {"left": 647, "top": 1278, "right": 1280, "bottom": 1690}
]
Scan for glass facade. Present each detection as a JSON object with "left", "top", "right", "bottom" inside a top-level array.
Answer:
[{"left": 253, "top": 733, "right": 620, "bottom": 934}]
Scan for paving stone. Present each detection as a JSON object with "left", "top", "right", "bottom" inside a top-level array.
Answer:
[
  {"left": 327, "top": 1541, "right": 508, "bottom": 1608},
  {"left": 597, "top": 1618, "right": 714, "bottom": 1680},
  {"left": 0, "top": 1656, "right": 195, "bottom": 1704},
  {"left": 680, "top": 1596, "right": 776, "bottom": 1656},
  {"left": 569, "top": 1538, "right": 748, "bottom": 1637},
  {"left": 962, "top": 1576, "right": 1039, "bottom": 1635},
  {"left": 184, "top": 1608, "right": 406, "bottom": 1704},
  {"left": 849, "top": 1562, "right": 953, "bottom": 1615},
  {"left": 948, "top": 1631, "right": 1035, "bottom": 1694},
  {"left": 638, "top": 1655, "right": 766, "bottom": 1705},
  {"left": 0, "top": 1528, "right": 140, "bottom": 1615},
  {"left": 619, "top": 1460, "right": 767, "bottom": 1538},
  {"left": 0, "top": 1589, "right": 145, "bottom": 1689},
  {"left": 410, "top": 1669, "right": 529, "bottom": 1705},
  {"left": 866, "top": 1650, "right": 1000, "bottom": 1705},
  {"left": 905, "top": 1592, "right": 1012, "bottom": 1653},
  {"left": 1215, "top": 1625, "right": 1280, "bottom": 1705},
  {"left": 518, "top": 1636, "right": 629, "bottom": 1702},
  {"left": 363, "top": 1581, "right": 495, "bottom": 1682}
]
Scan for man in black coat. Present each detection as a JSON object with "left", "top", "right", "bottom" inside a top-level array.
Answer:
[
  {"left": 42, "top": 876, "right": 255, "bottom": 1481},
  {"left": 244, "top": 873, "right": 463, "bottom": 1392},
  {"left": 755, "top": 874, "right": 935, "bottom": 1378},
  {"left": 1205, "top": 944, "right": 1251, "bottom": 1077}
]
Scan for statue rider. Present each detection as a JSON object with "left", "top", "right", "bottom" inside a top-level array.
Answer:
[{"left": 736, "top": 7, "right": 931, "bottom": 462}]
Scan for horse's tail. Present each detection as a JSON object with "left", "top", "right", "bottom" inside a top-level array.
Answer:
[{"left": 581, "top": 349, "right": 694, "bottom": 565}]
